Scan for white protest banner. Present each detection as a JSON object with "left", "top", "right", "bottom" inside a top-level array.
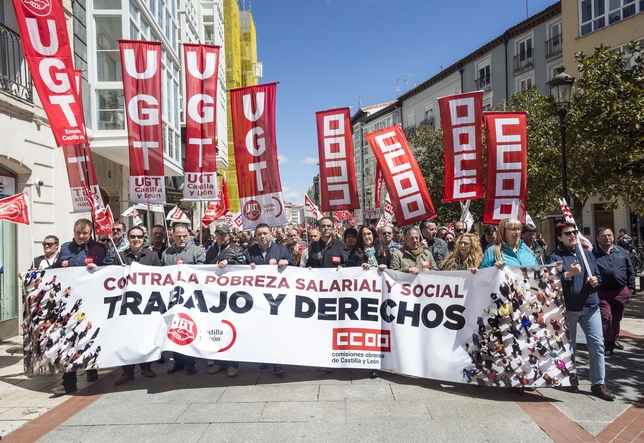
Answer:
[{"left": 23, "top": 265, "right": 575, "bottom": 388}]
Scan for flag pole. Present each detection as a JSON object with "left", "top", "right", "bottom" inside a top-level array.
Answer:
[{"left": 26, "top": 190, "right": 36, "bottom": 268}]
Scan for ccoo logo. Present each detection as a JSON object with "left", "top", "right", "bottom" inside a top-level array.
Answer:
[{"left": 168, "top": 312, "right": 197, "bottom": 345}]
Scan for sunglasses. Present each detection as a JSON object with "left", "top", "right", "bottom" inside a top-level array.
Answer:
[
  {"left": 152, "top": 232, "right": 165, "bottom": 236},
  {"left": 381, "top": 232, "right": 393, "bottom": 235},
  {"left": 42, "top": 242, "right": 57, "bottom": 247},
  {"left": 562, "top": 230, "right": 579, "bottom": 237},
  {"left": 98, "top": 238, "right": 111, "bottom": 243},
  {"left": 129, "top": 235, "right": 144, "bottom": 239},
  {"left": 112, "top": 228, "right": 123, "bottom": 232}
]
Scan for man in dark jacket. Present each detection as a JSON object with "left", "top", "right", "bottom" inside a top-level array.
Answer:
[
  {"left": 593, "top": 227, "right": 635, "bottom": 356},
  {"left": 548, "top": 222, "right": 614, "bottom": 401},
  {"left": 50, "top": 219, "right": 112, "bottom": 396},
  {"left": 242, "top": 223, "right": 294, "bottom": 375},
  {"left": 112, "top": 226, "right": 162, "bottom": 385},
  {"left": 205, "top": 223, "right": 246, "bottom": 377},
  {"left": 32, "top": 235, "right": 60, "bottom": 269},
  {"left": 205, "top": 223, "right": 246, "bottom": 267},
  {"left": 305, "top": 217, "right": 348, "bottom": 268}
]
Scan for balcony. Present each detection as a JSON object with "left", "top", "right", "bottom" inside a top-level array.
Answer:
[
  {"left": 404, "top": 125, "right": 416, "bottom": 139},
  {"left": 545, "top": 35, "right": 563, "bottom": 59},
  {"left": 419, "top": 117, "right": 434, "bottom": 129},
  {"left": 475, "top": 74, "right": 491, "bottom": 92},
  {"left": 513, "top": 49, "right": 534, "bottom": 74},
  {"left": 0, "top": 24, "right": 33, "bottom": 103}
]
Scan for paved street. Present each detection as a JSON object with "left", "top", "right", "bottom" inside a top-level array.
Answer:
[{"left": 1, "top": 293, "right": 643, "bottom": 443}]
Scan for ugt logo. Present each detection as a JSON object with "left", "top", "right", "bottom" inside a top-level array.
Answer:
[{"left": 168, "top": 312, "right": 197, "bottom": 345}]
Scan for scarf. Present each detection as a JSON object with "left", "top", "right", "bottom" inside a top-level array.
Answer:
[{"left": 364, "top": 246, "right": 377, "bottom": 266}]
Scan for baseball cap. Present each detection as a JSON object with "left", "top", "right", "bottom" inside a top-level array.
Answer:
[{"left": 214, "top": 223, "right": 231, "bottom": 234}]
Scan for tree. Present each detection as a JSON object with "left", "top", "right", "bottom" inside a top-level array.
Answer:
[{"left": 567, "top": 42, "right": 644, "bottom": 215}]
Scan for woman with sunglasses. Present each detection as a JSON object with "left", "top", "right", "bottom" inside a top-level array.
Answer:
[
  {"left": 111, "top": 225, "right": 161, "bottom": 386},
  {"left": 480, "top": 218, "right": 538, "bottom": 269},
  {"left": 440, "top": 233, "right": 483, "bottom": 273},
  {"left": 547, "top": 222, "right": 614, "bottom": 401}
]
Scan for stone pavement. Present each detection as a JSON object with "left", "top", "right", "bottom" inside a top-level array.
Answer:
[{"left": 1, "top": 293, "right": 643, "bottom": 443}]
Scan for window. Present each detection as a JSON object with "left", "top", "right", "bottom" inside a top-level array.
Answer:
[
  {"left": 546, "top": 21, "right": 563, "bottom": 58},
  {"left": 94, "top": 0, "right": 121, "bottom": 9},
  {"left": 95, "top": 16, "right": 122, "bottom": 82},
  {"left": 476, "top": 62, "right": 491, "bottom": 89},
  {"left": 514, "top": 36, "right": 534, "bottom": 72},
  {"left": 518, "top": 38, "right": 533, "bottom": 62},
  {"left": 580, "top": 0, "right": 643, "bottom": 36},
  {"left": 518, "top": 76, "right": 533, "bottom": 92},
  {"left": 96, "top": 89, "right": 125, "bottom": 130}
]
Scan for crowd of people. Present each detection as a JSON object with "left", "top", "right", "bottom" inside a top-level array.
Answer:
[{"left": 29, "top": 215, "right": 635, "bottom": 402}]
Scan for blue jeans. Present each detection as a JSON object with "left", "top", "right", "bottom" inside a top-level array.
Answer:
[{"left": 566, "top": 306, "right": 605, "bottom": 386}]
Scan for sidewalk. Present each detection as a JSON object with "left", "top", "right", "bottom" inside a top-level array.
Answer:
[{"left": 1, "top": 293, "right": 643, "bottom": 443}]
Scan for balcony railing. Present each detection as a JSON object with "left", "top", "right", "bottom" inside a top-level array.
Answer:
[
  {"left": 419, "top": 117, "right": 434, "bottom": 129},
  {"left": 0, "top": 24, "right": 33, "bottom": 103},
  {"left": 513, "top": 49, "right": 534, "bottom": 74},
  {"left": 545, "top": 35, "right": 563, "bottom": 59},
  {"left": 475, "top": 74, "right": 491, "bottom": 91},
  {"left": 404, "top": 125, "right": 416, "bottom": 139}
]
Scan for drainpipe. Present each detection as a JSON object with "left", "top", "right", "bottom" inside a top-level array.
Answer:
[{"left": 504, "top": 32, "right": 510, "bottom": 101}]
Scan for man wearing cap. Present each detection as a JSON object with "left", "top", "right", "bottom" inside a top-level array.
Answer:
[
  {"left": 522, "top": 225, "right": 546, "bottom": 265},
  {"left": 205, "top": 223, "right": 246, "bottom": 267},
  {"left": 204, "top": 223, "right": 246, "bottom": 376},
  {"left": 162, "top": 223, "right": 206, "bottom": 376}
]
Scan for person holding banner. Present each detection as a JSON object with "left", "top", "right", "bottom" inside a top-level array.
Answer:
[
  {"left": 390, "top": 226, "right": 437, "bottom": 274},
  {"left": 163, "top": 223, "right": 206, "bottom": 376},
  {"left": 480, "top": 218, "right": 538, "bottom": 269},
  {"left": 305, "top": 217, "right": 348, "bottom": 269},
  {"left": 205, "top": 223, "right": 246, "bottom": 376},
  {"left": 548, "top": 222, "right": 615, "bottom": 401},
  {"left": 440, "top": 233, "right": 483, "bottom": 272},
  {"left": 347, "top": 225, "right": 390, "bottom": 271},
  {"left": 242, "top": 223, "right": 295, "bottom": 376},
  {"left": 50, "top": 219, "right": 112, "bottom": 396},
  {"left": 112, "top": 226, "right": 161, "bottom": 385}
]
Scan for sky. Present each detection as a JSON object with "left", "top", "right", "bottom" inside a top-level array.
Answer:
[{"left": 248, "top": 0, "right": 558, "bottom": 204}]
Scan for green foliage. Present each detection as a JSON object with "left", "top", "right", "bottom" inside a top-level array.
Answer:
[{"left": 567, "top": 42, "right": 644, "bottom": 215}]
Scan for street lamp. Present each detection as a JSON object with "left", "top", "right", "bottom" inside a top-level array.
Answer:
[{"left": 548, "top": 67, "right": 575, "bottom": 202}]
